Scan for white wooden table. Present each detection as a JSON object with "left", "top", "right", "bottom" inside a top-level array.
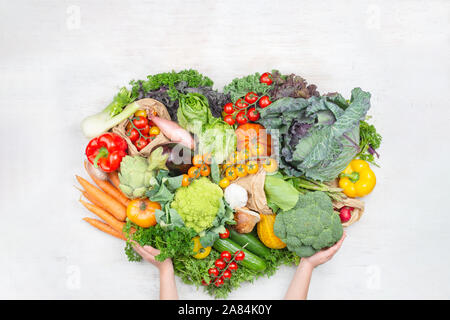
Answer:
[{"left": 0, "top": 0, "right": 449, "bottom": 299}]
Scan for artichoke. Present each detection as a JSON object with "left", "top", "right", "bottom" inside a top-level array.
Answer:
[{"left": 118, "top": 147, "right": 169, "bottom": 199}]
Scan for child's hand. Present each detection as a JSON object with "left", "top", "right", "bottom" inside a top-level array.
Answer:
[{"left": 300, "top": 231, "right": 346, "bottom": 269}]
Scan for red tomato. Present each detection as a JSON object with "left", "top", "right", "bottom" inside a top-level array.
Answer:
[
  {"left": 215, "top": 259, "right": 226, "bottom": 270},
  {"left": 235, "top": 111, "right": 248, "bottom": 125},
  {"left": 234, "top": 251, "right": 245, "bottom": 261},
  {"left": 201, "top": 279, "right": 210, "bottom": 286},
  {"left": 339, "top": 206, "right": 354, "bottom": 223},
  {"left": 126, "top": 128, "right": 139, "bottom": 142},
  {"left": 135, "top": 137, "right": 149, "bottom": 151},
  {"left": 258, "top": 96, "right": 272, "bottom": 108},
  {"left": 247, "top": 107, "right": 260, "bottom": 122},
  {"left": 235, "top": 98, "right": 249, "bottom": 110},
  {"left": 224, "top": 114, "right": 235, "bottom": 126},
  {"left": 228, "top": 261, "right": 238, "bottom": 272},
  {"left": 132, "top": 116, "right": 148, "bottom": 129},
  {"left": 219, "top": 228, "right": 230, "bottom": 239},
  {"left": 222, "top": 269, "right": 232, "bottom": 280},
  {"left": 214, "top": 277, "right": 224, "bottom": 287},
  {"left": 140, "top": 124, "right": 150, "bottom": 136},
  {"left": 260, "top": 72, "right": 273, "bottom": 85},
  {"left": 244, "top": 92, "right": 258, "bottom": 104},
  {"left": 220, "top": 251, "right": 232, "bottom": 262},
  {"left": 223, "top": 103, "right": 235, "bottom": 114},
  {"left": 208, "top": 267, "right": 219, "bottom": 278}
]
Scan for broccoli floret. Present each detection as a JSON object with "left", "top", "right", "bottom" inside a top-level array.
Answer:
[{"left": 273, "top": 191, "right": 343, "bottom": 257}]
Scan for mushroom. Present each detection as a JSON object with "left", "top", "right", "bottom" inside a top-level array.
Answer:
[{"left": 233, "top": 207, "right": 261, "bottom": 233}]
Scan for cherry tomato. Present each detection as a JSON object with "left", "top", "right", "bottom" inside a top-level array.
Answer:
[
  {"left": 339, "top": 206, "right": 354, "bottom": 223},
  {"left": 149, "top": 126, "right": 160, "bottom": 136},
  {"left": 208, "top": 267, "right": 219, "bottom": 278},
  {"left": 135, "top": 137, "right": 149, "bottom": 151},
  {"left": 215, "top": 259, "right": 226, "bottom": 270},
  {"left": 222, "top": 269, "right": 232, "bottom": 280},
  {"left": 201, "top": 279, "right": 210, "bottom": 286},
  {"left": 225, "top": 166, "right": 237, "bottom": 181},
  {"left": 134, "top": 110, "right": 147, "bottom": 118},
  {"left": 235, "top": 111, "right": 248, "bottom": 125},
  {"left": 245, "top": 160, "right": 259, "bottom": 174},
  {"left": 132, "top": 116, "right": 148, "bottom": 129},
  {"left": 220, "top": 251, "right": 232, "bottom": 262},
  {"left": 235, "top": 98, "right": 249, "bottom": 110},
  {"left": 223, "top": 103, "right": 235, "bottom": 114},
  {"left": 219, "top": 178, "right": 230, "bottom": 189},
  {"left": 234, "top": 251, "right": 245, "bottom": 261},
  {"left": 126, "top": 128, "right": 139, "bottom": 142},
  {"left": 200, "top": 164, "right": 211, "bottom": 176},
  {"left": 192, "top": 154, "right": 204, "bottom": 167},
  {"left": 188, "top": 166, "right": 200, "bottom": 179},
  {"left": 244, "top": 92, "right": 258, "bottom": 104},
  {"left": 214, "top": 277, "right": 224, "bottom": 287},
  {"left": 219, "top": 228, "right": 230, "bottom": 239},
  {"left": 228, "top": 261, "right": 238, "bottom": 272},
  {"left": 181, "top": 174, "right": 190, "bottom": 187},
  {"left": 247, "top": 107, "right": 260, "bottom": 122},
  {"left": 235, "top": 164, "right": 248, "bottom": 178},
  {"left": 203, "top": 153, "right": 212, "bottom": 165},
  {"left": 258, "top": 95, "right": 272, "bottom": 108},
  {"left": 260, "top": 72, "right": 273, "bottom": 85},
  {"left": 224, "top": 114, "right": 235, "bottom": 126}
]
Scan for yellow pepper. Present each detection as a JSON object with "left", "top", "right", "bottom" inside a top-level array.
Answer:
[
  {"left": 339, "top": 159, "right": 376, "bottom": 198},
  {"left": 192, "top": 236, "right": 211, "bottom": 259}
]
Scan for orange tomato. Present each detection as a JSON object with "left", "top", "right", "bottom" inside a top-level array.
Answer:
[
  {"left": 149, "top": 126, "right": 160, "bottom": 135},
  {"left": 219, "top": 178, "right": 230, "bottom": 189},
  {"left": 225, "top": 166, "right": 238, "bottom": 181},
  {"left": 235, "top": 164, "right": 248, "bottom": 177},
  {"left": 200, "top": 164, "right": 211, "bottom": 176},
  {"left": 126, "top": 199, "right": 161, "bottom": 228},
  {"left": 245, "top": 160, "right": 259, "bottom": 174},
  {"left": 182, "top": 174, "right": 190, "bottom": 187},
  {"left": 192, "top": 154, "right": 204, "bottom": 167},
  {"left": 203, "top": 153, "right": 212, "bottom": 165},
  {"left": 188, "top": 166, "right": 201, "bottom": 178}
]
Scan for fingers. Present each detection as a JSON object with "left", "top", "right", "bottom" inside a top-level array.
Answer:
[
  {"left": 143, "top": 245, "right": 161, "bottom": 256},
  {"left": 133, "top": 243, "right": 157, "bottom": 263},
  {"left": 327, "top": 231, "right": 347, "bottom": 256}
]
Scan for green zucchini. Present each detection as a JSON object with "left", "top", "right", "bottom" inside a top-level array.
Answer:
[
  {"left": 229, "top": 228, "right": 271, "bottom": 258},
  {"left": 213, "top": 238, "right": 266, "bottom": 272}
]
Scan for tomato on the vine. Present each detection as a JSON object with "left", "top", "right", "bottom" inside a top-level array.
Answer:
[
  {"left": 181, "top": 174, "right": 190, "bottom": 187},
  {"left": 222, "top": 269, "right": 232, "bottom": 280},
  {"left": 214, "top": 277, "right": 224, "bottom": 287},
  {"left": 260, "top": 72, "right": 273, "bottom": 85},
  {"left": 215, "top": 259, "right": 226, "bottom": 270},
  {"left": 244, "top": 92, "right": 258, "bottom": 104},
  {"left": 225, "top": 166, "right": 238, "bottom": 181},
  {"left": 132, "top": 116, "right": 148, "bottom": 129},
  {"left": 235, "top": 98, "right": 249, "bottom": 110},
  {"left": 219, "top": 228, "right": 230, "bottom": 239},
  {"left": 224, "top": 114, "right": 235, "bottom": 126},
  {"left": 235, "top": 164, "right": 248, "bottom": 178},
  {"left": 135, "top": 137, "right": 149, "bottom": 151},
  {"left": 235, "top": 111, "right": 248, "bottom": 125},
  {"left": 192, "top": 154, "right": 204, "bottom": 167},
  {"left": 200, "top": 164, "right": 210, "bottom": 176},
  {"left": 228, "top": 261, "right": 238, "bottom": 272},
  {"left": 258, "top": 95, "right": 272, "bottom": 108},
  {"left": 245, "top": 160, "right": 259, "bottom": 174},
  {"left": 234, "top": 251, "right": 245, "bottom": 261},
  {"left": 219, "top": 178, "right": 230, "bottom": 189},
  {"left": 220, "top": 251, "right": 232, "bottom": 262},
  {"left": 188, "top": 166, "right": 200, "bottom": 179},
  {"left": 208, "top": 267, "right": 219, "bottom": 278},
  {"left": 126, "top": 128, "right": 139, "bottom": 142},
  {"left": 223, "top": 103, "right": 235, "bottom": 114},
  {"left": 202, "top": 279, "right": 210, "bottom": 286},
  {"left": 247, "top": 107, "right": 260, "bottom": 122}
]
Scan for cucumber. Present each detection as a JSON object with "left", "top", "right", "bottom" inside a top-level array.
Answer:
[
  {"left": 213, "top": 238, "right": 267, "bottom": 272},
  {"left": 229, "top": 228, "right": 271, "bottom": 258}
]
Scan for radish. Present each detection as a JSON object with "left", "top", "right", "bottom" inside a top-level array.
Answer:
[
  {"left": 339, "top": 206, "right": 354, "bottom": 223},
  {"left": 149, "top": 115, "right": 195, "bottom": 149}
]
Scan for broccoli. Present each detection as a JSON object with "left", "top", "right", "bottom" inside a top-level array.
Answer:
[{"left": 273, "top": 191, "right": 343, "bottom": 257}]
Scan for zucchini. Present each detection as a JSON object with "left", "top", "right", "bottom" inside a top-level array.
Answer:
[
  {"left": 229, "top": 228, "right": 271, "bottom": 258},
  {"left": 213, "top": 238, "right": 266, "bottom": 272}
]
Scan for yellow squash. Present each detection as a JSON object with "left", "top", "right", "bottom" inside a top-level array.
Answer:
[
  {"left": 257, "top": 214, "right": 286, "bottom": 249},
  {"left": 192, "top": 236, "right": 211, "bottom": 259}
]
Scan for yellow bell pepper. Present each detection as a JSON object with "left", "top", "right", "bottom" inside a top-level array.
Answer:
[
  {"left": 339, "top": 159, "right": 376, "bottom": 198},
  {"left": 192, "top": 236, "right": 211, "bottom": 259}
]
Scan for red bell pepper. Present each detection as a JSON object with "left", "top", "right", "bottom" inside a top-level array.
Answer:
[{"left": 85, "top": 133, "right": 127, "bottom": 172}]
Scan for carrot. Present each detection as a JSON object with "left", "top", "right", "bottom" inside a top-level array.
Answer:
[
  {"left": 76, "top": 175, "right": 127, "bottom": 221},
  {"left": 79, "top": 199, "right": 125, "bottom": 233},
  {"left": 83, "top": 217, "right": 126, "bottom": 241},
  {"left": 108, "top": 171, "right": 121, "bottom": 189},
  {"left": 84, "top": 162, "right": 130, "bottom": 207}
]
